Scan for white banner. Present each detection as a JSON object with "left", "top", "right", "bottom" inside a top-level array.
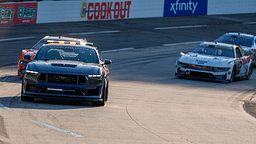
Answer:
[
  {"left": 37, "top": 0, "right": 164, "bottom": 23},
  {"left": 208, "top": 0, "right": 256, "bottom": 15}
]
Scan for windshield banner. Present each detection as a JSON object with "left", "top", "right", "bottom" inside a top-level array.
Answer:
[
  {"left": 163, "top": 0, "right": 207, "bottom": 17},
  {"left": 0, "top": 2, "right": 38, "bottom": 25}
]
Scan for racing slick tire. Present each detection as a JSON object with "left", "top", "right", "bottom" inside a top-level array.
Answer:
[
  {"left": 21, "top": 80, "right": 34, "bottom": 102},
  {"left": 229, "top": 67, "right": 236, "bottom": 83},
  {"left": 245, "top": 64, "right": 253, "bottom": 80}
]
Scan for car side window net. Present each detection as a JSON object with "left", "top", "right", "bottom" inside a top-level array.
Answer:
[{"left": 236, "top": 48, "right": 242, "bottom": 58}]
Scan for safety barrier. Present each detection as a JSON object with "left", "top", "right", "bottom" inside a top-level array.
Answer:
[{"left": 0, "top": 0, "right": 256, "bottom": 25}]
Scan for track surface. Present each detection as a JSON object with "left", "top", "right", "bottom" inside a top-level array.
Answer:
[{"left": 0, "top": 14, "right": 256, "bottom": 143}]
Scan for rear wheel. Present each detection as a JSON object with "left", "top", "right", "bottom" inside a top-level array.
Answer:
[{"left": 245, "top": 65, "right": 253, "bottom": 80}]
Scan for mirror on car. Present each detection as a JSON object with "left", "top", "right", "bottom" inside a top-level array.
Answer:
[
  {"left": 104, "top": 59, "right": 112, "bottom": 65},
  {"left": 24, "top": 55, "right": 31, "bottom": 60}
]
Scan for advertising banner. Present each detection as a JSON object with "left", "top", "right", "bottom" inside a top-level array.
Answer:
[
  {"left": 80, "top": 1, "right": 132, "bottom": 20},
  {"left": 163, "top": 0, "right": 207, "bottom": 17},
  {"left": 37, "top": 0, "right": 164, "bottom": 23},
  {"left": 0, "top": 2, "right": 38, "bottom": 25}
]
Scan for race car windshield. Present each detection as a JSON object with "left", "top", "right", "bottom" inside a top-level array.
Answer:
[
  {"left": 192, "top": 45, "right": 234, "bottom": 58},
  {"left": 32, "top": 39, "right": 48, "bottom": 50},
  {"left": 35, "top": 46, "right": 99, "bottom": 63},
  {"left": 215, "top": 35, "right": 253, "bottom": 47}
]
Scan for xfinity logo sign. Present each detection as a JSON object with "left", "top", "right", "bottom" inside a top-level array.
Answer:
[
  {"left": 164, "top": 0, "right": 207, "bottom": 17},
  {"left": 170, "top": 0, "right": 198, "bottom": 14}
]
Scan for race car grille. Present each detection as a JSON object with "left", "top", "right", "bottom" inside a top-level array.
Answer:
[
  {"left": 48, "top": 74, "right": 77, "bottom": 84},
  {"left": 39, "top": 88, "right": 100, "bottom": 96},
  {"left": 189, "top": 71, "right": 214, "bottom": 79},
  {"left": 181, "top": 63, "right": 217, "bottom": 72},
  {"left": 38, "top": 73, "right": 87, "bottom": 84}
]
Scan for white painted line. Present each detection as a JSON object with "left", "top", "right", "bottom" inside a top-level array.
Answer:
[
  {"left": 155, "top": 25, "right": 208, "bottom": 30},
  {"left": 100, "top": 47, "right": 134, "bottom": 53},
  {"left": 243, "top": 22, "right": 256, "bottom": 25},
  {"left": 163, "top": 41, "right": 203, "bottom": 46},
  {"left": 69, "top": 30, "right": 120, "bottom": 36},
  {"left": 33, "top": 122, "right": 84, "bottom": 137},
  {"left": 0, "top": 36, "right": 36, "bottom": 42},
  {"left": 0, "top": 103, "right": 13, "bottom": 111}
]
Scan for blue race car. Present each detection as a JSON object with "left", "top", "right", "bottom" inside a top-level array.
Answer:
[{"left": 21, "top": 43, "right": 111, "bottom": 106}]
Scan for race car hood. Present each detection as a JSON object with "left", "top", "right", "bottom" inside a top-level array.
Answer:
[
  {"left": 178, "top": 52, "right": 233, "bottom": 67},
  {"left": 26, "top": 60, "right": 102, "bottom": 75}
]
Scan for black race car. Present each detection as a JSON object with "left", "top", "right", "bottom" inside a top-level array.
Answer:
[
  {"left": 21, "top": 43, "right": 111, "bottom": 106},
  {"left": 18, "top": 36, "right": 92, "bottom": 76}
]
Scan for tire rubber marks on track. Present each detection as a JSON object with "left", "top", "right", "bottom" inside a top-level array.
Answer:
[{"left": 32, "top": 122, "right": 84, "bottom": 137}]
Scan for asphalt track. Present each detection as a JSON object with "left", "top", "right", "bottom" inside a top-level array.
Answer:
[{"left": 0, "top": 13, "right": 256, "bottom": 143}]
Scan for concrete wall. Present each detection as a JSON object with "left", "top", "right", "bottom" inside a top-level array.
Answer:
[
  {"left": 207, "top": 0, "right": 256, "bottom": 15},
  {"left": 1, "top": 0, "right": 256, "bottom": 25}
]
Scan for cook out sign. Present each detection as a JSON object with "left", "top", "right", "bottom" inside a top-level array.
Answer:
[{"left": 80, "top": 1, "right": 132, "bottom": 20}]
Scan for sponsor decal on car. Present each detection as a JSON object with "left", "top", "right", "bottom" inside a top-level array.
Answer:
[
  {"left": 0, "top": 2, "right": 38, "bottom": 25},
  {"left": 163, "top": 0, "right": 207, "bottom": 17},
  {"left": 196, "top": 59, "right": 207, "bottom": 64},
  {"left": 80, "top": 1, "right": 132, "bottom": 20}
]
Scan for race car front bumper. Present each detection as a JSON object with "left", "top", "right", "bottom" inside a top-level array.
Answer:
[
  {"left": 175, "top": 67, "right": 232, "bottom": 82},
  {"left": 22, "top": 78, "right": 104, "bottom": 101}
]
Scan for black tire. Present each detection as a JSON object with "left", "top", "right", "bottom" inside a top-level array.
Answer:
[
  {"left": 105, "top": 83, "right": 109, "bottom": 102},
  {"left": 91, "top": 84, "right": 106, "bottom": 106},
  {"left": 245, "top": 65, "right": 253, "bottom": 80},
  {"left": 21, "top": 80, "right": 34, "bottom": 102},
  {"left": 229, "top": 68, "right": 236, "bottom": 83},
  {"left": 21, "top": 96, "right": 34, "bottom": 102}
]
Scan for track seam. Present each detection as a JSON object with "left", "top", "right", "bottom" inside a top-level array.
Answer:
[{"left": 125, "top": 100, "right": 172, "bottom": 143}]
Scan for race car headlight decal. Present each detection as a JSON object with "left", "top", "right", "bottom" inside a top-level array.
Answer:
[
  {"left": 25, "top": 70, "right": 40, "bottom": 77},
  {"left": 176, "top": 61, "right": 186, "bottom": 68},
  {"left": 87, "top": 75, "right": 102, "bottom": 80},
  {"left": 25, "top": 70, "right": 40, "bottom": 82},
  {"left": 216, "top": 67, "right": 231, "bottom": 72},
  {"left": 228, "top": 61, "right": 234, "bottom": 65}
]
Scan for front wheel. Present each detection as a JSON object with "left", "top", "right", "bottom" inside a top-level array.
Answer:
[
  {"left": 229, "top": 68, "right": 236, "bottom": 83},
  {"left": 21, "top": 80, "right": 34, "bottom": 102},
  {"left": 91, "top": 85, "right": 106, "bottom": 106},
  {"left": 21, "top": 96, "right": 34, "bottom": 102},
  {"left": 245, "top": 65, "right": 253, "bottom": 80}
]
